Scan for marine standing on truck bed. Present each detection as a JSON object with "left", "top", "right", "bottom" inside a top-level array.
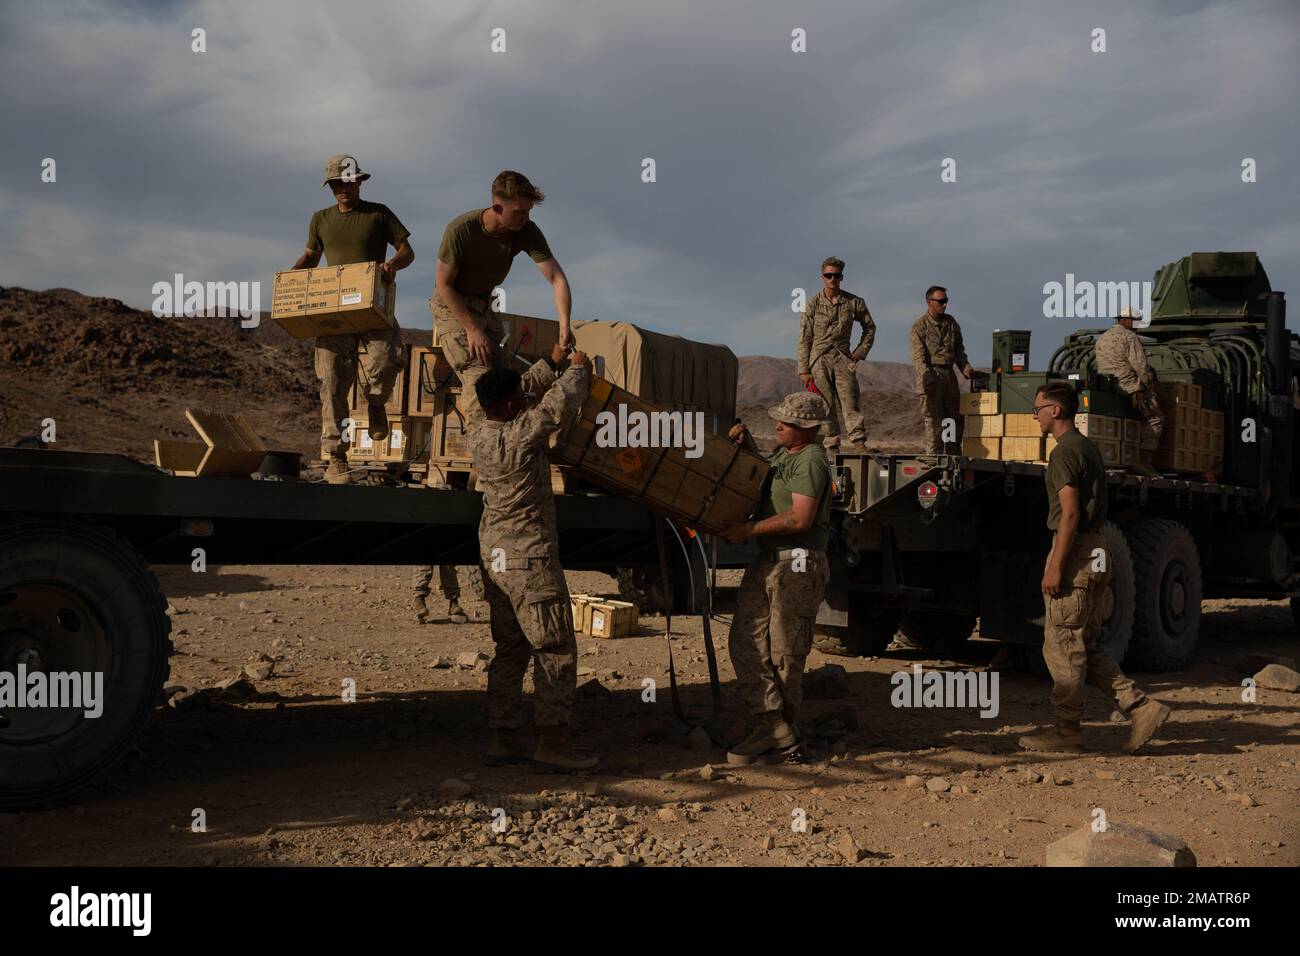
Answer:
[
  {"left": 432, "top": 171, "right": 575, "bottom": 429},
  {"left": 1093, "top": 306, "right": 1164, "bottom": 476},
  {"left": 1019, "top": 381, "right": 1172, "bottom": 754},
  {"left": 910, "top": 286, "right": 974, "bottom": 454},
  {"left": 290, "top": 154, "right": 415, "bottom": 485},
  {"left": 470, "top": 342, "right": 598, "bottom": 772},
  {"left": 721, "top": 393, "right": 833, "bottom": 764},
  {"left": 796, "top": 256, "right": 876, "bottom": 454}
]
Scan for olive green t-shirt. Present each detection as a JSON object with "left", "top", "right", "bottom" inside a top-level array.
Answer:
[
  {"left": 757, "top": 444, "right": 832, "bottom": 552},
  {"left": 306, "top": 200, "right": 409, "bottom": 266},
  {"left": 437, "top": 208, "right": 553, "bottom": 297},
  {"left": 1045, "top": 426, "right": 1107, "bottom": 532}
]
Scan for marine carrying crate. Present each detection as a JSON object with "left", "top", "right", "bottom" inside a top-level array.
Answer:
[{"left": 551, "top": 377, "right": 769, "bottom": 535}]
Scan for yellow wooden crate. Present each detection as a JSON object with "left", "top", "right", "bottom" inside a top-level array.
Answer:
[
  {"left": 960, "top": 392, "right": 1000, "bottom": 415},
  {"left": 961, "top": 436, "right": 1000, "bottom": 459},
  {"left": 1002, "top": 436, "right": 1045, "bottom": 461},
  {"left": 1003, "top": 413, "right": 1041, "bottom": 437},
  {"left": 964, "top": 414, "right": 1004, "bottom": 437}
]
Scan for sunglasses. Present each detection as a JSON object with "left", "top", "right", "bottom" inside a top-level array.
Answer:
[
  {"left": 823, "top": 272, "right": 843, "bottom": 279},
  {"left": 928, "top": 298, "right": 949, "bottom": 305}
]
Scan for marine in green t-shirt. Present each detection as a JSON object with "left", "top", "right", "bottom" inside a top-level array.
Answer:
[
  {"left": 437, "top": 207, "right": 553, "bottom": 298},
  {"left": 755, "top": 444, "right": 832, "bottom": 551},
  {"left": 432, "top": 171, "right": 575, "bottom": 374},
  {"left": 718, "top": 392, "right": 835, "bottom": 765},
  {"left": 288, "top": 154, "right": 416, "bottom": 485},
  {"left": 1044, "top": 426, "right": 1107, "bottom": 532}
]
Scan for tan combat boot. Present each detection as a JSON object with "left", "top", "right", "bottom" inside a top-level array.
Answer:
[
  {"left": 532, "top": 726, "right": 600, "bottom": 773},
  {"left": 726, "top": 713, "right": 798, "bottom": 765},
  {"left": 485, "top": 729, "right": 531, "bottom": 767},
  {"left": 1123, "top": 699, "right": 1172, "bottom": 754},
  {"left": 324, "top": 455, "right": 352, "bottom": 485},
  {"left": 367, "top": 401, "right": 389, "bottom": 442},
  {"left": 1018, "top": 719, "right": 1085, "bottom": 753},
  {"left": 413, "top": 598, "right": 430, "bottom": 625},
  {"left": 447, "top": 601, "right": 469, "bottom": 625}
]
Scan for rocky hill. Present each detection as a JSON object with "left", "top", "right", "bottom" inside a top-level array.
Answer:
[{"left": 0, "top": 286, "right": 926, "bottom": 462}]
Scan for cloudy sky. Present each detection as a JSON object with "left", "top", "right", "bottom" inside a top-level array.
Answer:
[{"left": 1, "top": 0, "right": 1297, "bottom": 364}]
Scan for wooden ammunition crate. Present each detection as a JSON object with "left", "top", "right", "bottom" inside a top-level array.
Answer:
[
  {"left": 961, "top": 436, "right": 1000, "bottom": 459},
  {"left": 432, "top": 388, "right": 470, "bottom": 460},
  {"left": 1076, "top": 413, "right": 1122, "bottom": 441},
  {"left": 1002, "top": 436, "right": 1045, "bottom": 461},
  {"left": 346, "top": 416, "right": 431, "bottom": 463},
  {"left": 1095, "top": 439, "right": 1123, "bottom": 467},
  {"left": 349, "top": 342, "right": 411, "bottom": 416},
  {"left": 1003, "top": 413, "right": 1041, "bottom": 438},
  {"left": 1155, "top": 382, "right": 1203, "bottom": 409},
  {"left": 963, "top": 414, "right": 1004, "bottom": 438},
  {"left": 551, "top": 378, "right": 769, "bottom": 535},
  {"left": 960, "top": 392, "right": 1000, "bottom": 415},
  {"left": 407, "top": 345, "right": 458, "bottom": 417},
  {"left": 272, "top": 263, "right": 396, "bottom": 339},
  {"left": 588, "top": 600, "right": 638, "bottom": 638}
]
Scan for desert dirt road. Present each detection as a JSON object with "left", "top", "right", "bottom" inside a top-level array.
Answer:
[{"left": 4, "top": 564, "right": 1297, "bottom": 867}]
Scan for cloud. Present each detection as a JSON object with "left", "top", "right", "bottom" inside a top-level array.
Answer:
[{"left": 0, "top": 0, "right": 1296, "bottom": 365}]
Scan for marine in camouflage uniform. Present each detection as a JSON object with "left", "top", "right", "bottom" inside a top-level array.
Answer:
[
  {"left": 469, "top": 343, "right": 596, "bottom": 771},
  {"left": 290, "top": 154, "right": 415, "bottom": 484},
  {"left": 721, "top": 392, "right": 834, "bottom": 764},
  {"left": 796, "top": 257, "right": 876, "bottom": 453},
  {"left": 411, "top": 565, "right": 469, "bottom": 624},
  {"left": 1019, "top": 382, "right": 1171, "bottom": 754},
  {"left": 1094, "top": 306, "right": 1164, "bottom": 473},
  {"left": 909, "top": 287, "right": 974, "bottom": 455}
]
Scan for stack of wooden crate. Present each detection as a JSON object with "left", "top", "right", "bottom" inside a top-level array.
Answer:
[
  {"left": 1153, "top": 382, "right": 1224, "bottom": 474},
  {"left": 346, "top": 343, "right": 439, "bottom": 466},
  {"left": 960, "top": 392, "right": 1147, "bottom": 466},
  {"left": 570, "top": 594, "right": 639, "bottom": 638}
]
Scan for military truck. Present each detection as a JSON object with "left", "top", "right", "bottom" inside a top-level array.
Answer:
[{"left": 814, "top": 252, "right": 1296, "bottom": 672}]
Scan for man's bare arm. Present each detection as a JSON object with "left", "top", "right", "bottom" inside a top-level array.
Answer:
[
  {"left": 291, "top": 248, "right": 322, "bottom": 270},
  {"left": 535, "top": 257, "right": 573, "bottom": 348},
  {"left": 1045, "top": 484, "right": 1081, "bottom": 595}
]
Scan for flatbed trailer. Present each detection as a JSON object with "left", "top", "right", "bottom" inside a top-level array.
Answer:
[{"left": 0, "top": 446, "right": 748, "bottom": 809}]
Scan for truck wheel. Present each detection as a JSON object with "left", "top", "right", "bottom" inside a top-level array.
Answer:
[
  {"left": 0, "top": 521, "right": 172, "bottom": 810},
  {"left": 1097, "top": 521, "right": 1136, "bottom": 664},
  {"left": 896, "top": 611, "right": 978, "bottom": 656},
  {"left": 617, "top": 546, "right": 708, "bottom": 616},
  {"left": 1124, "top": 518, "right": 1202, "bottom": 672},
  {"left": 463, "top": 565, "right": 486, "bottom": 602},
  {"left": 815, "top": 605, "right": 901, "bottom": 658}
]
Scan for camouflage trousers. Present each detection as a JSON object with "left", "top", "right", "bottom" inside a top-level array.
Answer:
[
  {"left": 728, "top": 552, "right": 829, "bottom": 723},
  {"left": 412, "top": 565, "right": 460, "bottom": 618},
  {"left": 1128, "top": 388, "right": 1165, "bottom": 453},
  {"left": 919, "top": 366, "right": 962, "bottom": 454},
  {"left": 315, "top": 328, "right": 403, "bottom": 457},
  {"left": 810, "top": 352, "right": 867, "bottom": 452},
  {"left": 1042, "top": 532, "right": 1145, "bottom": 724},
  {"left": 483, "top": 556, "right": 577, "bottom": 729},
  {"left": 431, "top": 292, "right": 507, "bottom": 432}
]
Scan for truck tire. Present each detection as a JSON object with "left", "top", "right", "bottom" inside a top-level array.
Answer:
[
  {"left": 463, "top": 565, "right": 486, "bottom": 602},
  {"left": 897, "top": 610, "right": 978, "bottom": 656},
  {"left": 0, "top": 521, "right": 172, "bottom": 810},
  {"left": 1124, "top": 518, "right": 1202, "bottom": 672},
  {"left": 814, "top": 605, "right": 901, "bottom": 658},
  {"left": 617, "top": 545, "right": 708, "bottom": 616},
  {"left": 1096, "top": 521, "right": 1136, "bottom": 664}
]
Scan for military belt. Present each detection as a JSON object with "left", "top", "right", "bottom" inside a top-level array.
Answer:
[{"left": 761, "top": 548, "right": 826, "bottom": 563}]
